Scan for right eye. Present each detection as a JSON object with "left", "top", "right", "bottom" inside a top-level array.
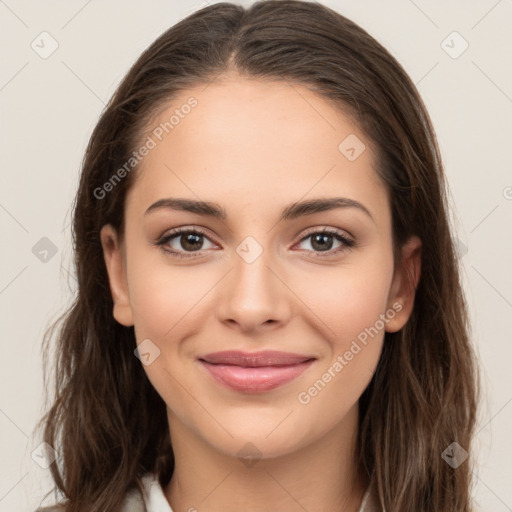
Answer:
[{"left": 155, "top": 227, "right": 218, "bottom": 258}]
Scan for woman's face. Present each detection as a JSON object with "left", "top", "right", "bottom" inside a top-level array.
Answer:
[{"left": 101, "top": 74, "right": 420, "bottom": 460}]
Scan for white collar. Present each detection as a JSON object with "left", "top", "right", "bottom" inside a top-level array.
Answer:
[
  {"left": 140, "top": 473, "right": 174, "bottom": 511},
  {"left": 139, "top": 472, "right": 379, "bottom": 512}
]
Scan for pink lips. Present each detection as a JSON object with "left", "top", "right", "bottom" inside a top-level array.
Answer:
[{"left": 199, "top": 350, "right": 315, "bottom": 393}]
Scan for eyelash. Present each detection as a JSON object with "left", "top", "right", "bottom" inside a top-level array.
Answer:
[{"left": 153, "top": 227, "right": 355, "bottom": 260}]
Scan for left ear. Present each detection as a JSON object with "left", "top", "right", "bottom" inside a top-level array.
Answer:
[{"left": 385, "top": 235, "right": 422, "bottom": 333}]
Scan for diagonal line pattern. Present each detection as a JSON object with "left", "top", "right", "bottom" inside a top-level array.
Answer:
[
  {"left": 0, "top": 266, "right": 29, "bottom": 295},
  {"left": 475, "top": 396, "right": 512, "bottom": 436},
  {"left": 474, "top": 472, "right": 512, "bottom": 511},
  {"left": 200, "top": 471, "right": 233, "bottom": 503},
  {"left": 265, "top": 410, "right": 294, "bottom": 438},
  {"left": 471, "top": 0, "right": 503, "bottom": 30},
  {"left": 408, "top": 0, "right": 439, "bottom": 28},
  {"left": 0, "top": 408, "right": 29, "bottom": 438},
  {"left": 265, "top": 471, "right": 310, "bottom": 511},
  {"left": 0, "top": 202, "right": 29, "bottom": 233},
  {"left": 415, "top": 62, "right": 439, "bottom": 86},
  {"left": 61, "top": 0, "right": 94, "bottom": 29},
  {"left": 0, "top": 0, "right": 29, "bottom": 28},
  {"left": 470, "top": 204, "right": 499, "bottom": 233},
  {"left": 0, "top": 62, "right": 29, "bottom": 92},
  {"left": 61, "top": 61, "right": 106, "bottom": 105},
  {"left": 472, "top": 61, "right": 512, "bottom": 104},
  {"left": 471, "top": 265, "right": 512, "bottom": 309},
  {"left": 0, "top": 472, "right": 29, "bottom": 503}
]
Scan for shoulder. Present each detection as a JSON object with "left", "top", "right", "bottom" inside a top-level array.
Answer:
[
  {"left": 34, "top": 477, "right": 148, "bottom": 512},
  {"left": 35, "top": 474, "right": 169, "bottom": 512},
  {"left": 35, "top": 491, "right": 146, "bottom": 512}
]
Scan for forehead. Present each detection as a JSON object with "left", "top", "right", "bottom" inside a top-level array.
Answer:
[{"left": 127, "top": 76, "right": 388, "bottom": 221}]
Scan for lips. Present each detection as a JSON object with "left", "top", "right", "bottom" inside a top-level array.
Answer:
[{"left": 198, "top": 350, "right": 316, "bottom": 393}]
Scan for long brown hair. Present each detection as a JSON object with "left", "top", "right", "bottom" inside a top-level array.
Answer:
[{"left": 36, "top": 1, "right": 480, "bottom": 510}]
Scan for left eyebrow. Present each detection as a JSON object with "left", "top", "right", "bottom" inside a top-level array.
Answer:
[{"left": 144, "top": 197, "right": 374, "bottom": 223}]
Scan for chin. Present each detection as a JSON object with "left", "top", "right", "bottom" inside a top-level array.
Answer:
[{"left": 201, "top": 415, "right": 320, "bottom": 462}]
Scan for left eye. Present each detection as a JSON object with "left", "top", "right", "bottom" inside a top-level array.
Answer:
[{"left": 295, "top": 230, "right": 354, "bottom": 255}]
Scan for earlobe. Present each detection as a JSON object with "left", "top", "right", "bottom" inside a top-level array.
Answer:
[
  {"left": 100, "top": 224, "right": 134, "bottom": 327},
  {"left": 385, "top": 235, "right": 422, "bottom": 333}
]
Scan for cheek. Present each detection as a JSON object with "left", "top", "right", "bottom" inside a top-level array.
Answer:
[
  {"left": 295, "top": 254, "right": 394, "bottom": 350},
  {"left": 294, "top": 281, "right": 389, "bottom": 429},
  {"left": 292, "top": 251, "right": 394, "bottom": 419},
  {"left": 127, "top": 248, "right": 213, "bottom": 341}
]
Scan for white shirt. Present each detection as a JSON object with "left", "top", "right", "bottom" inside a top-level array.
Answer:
[{"left": 121, "top": 472, "right": 380, "bottom": 511}]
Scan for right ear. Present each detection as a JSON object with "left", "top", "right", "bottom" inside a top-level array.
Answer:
[{"left": 100, "top": 224, "right": 134, "bottom": 327}]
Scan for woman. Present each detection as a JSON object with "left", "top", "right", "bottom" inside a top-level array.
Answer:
[{"left": 36, "top": 1, "right": 480, "bottom": 511}]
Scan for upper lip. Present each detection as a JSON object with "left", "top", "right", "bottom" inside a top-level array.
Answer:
[{"left": 199, "top": 350, "right": 315, "bottom": 367}]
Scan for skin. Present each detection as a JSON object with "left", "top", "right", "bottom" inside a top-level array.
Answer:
[{"left": 101, "top": 73, "right": 421, "bottom": 512}]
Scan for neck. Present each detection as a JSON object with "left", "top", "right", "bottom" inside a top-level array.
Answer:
[{"left": 163, "top": 402, "right": 368, "bottom": 512}]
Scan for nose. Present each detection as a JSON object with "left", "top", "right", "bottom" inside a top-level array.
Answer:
[{"left": 215, "top": 245, "right": 292, "bottom": 334}]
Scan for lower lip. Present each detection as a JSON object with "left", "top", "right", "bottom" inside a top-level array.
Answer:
[{"left": 199, "top": 360, "right": 315, "bottom": 393}]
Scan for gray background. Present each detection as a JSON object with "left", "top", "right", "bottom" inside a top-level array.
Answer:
[{"left": 1, "top": 0, "right": 511, "bottom": 510}]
